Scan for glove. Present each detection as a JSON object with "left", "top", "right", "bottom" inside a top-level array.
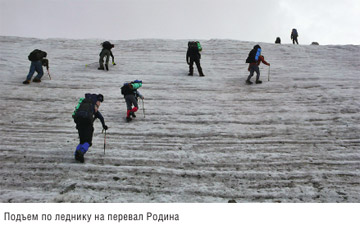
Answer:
[{"left": 103, "top": 125, "right": 108, "bottom": 130}]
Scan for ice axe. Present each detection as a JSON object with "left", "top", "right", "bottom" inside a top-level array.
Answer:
[{"left": 268, "top": 65, "right": 271, "bottom": 81}]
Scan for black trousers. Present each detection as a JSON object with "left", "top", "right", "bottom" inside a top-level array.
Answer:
[
  {"left": 292, "top": 37, "right": 299, "bottom": 44},
  {"left": 189, "top": 57, "right": 203, "bottom": 75},
  {"left": 76, "top": 123, "right": 94, "bottom": 146}
]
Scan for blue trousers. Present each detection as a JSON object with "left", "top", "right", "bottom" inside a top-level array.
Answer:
[{"left": 26, "top": 61, "right": 43, "bottom": 81}]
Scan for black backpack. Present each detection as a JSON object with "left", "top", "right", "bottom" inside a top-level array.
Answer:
[
  {"left": 121, "top": 83, "right": 134, "bottom": 96},
  {"left": 246, "top": 45, "right": 261, "bottom": 63},
  {"left": 102, "top": 41, "right": 113, "bottom": 50},
  {"left": 188, "top": 41, "right": 201, "bottom": 52},
  {"left": 28, "top": 49, "right": 46, "bottom": 61},
  {"left": 292, "top": 29, "right": 298, "bottom": 36},
  {"left": 73, "top": 98, "right": 95, "bottom": 124},
  {"left": 246, "top": 49, "right": 257, "bottom": 63},
  {"left": 121, "top": 84, "right": 127, "bottom": 95}
]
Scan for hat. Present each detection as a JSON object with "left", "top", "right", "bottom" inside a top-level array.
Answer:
[
  {"left": 254, "top": 44, "right": 261, "bottom": 49},
  {"left": 97, "top": 94, "right": 104, "bottom": 102}
]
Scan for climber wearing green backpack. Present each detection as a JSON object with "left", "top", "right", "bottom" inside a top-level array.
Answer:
[
  {"left": 121, "top": 80, "right": 144, "bottom": 122},
  {"left": 186, "top": 41, "right": 204, "bottom": 77},
  {"left": 72, "top": 93, "right": 108, "bottom": 163}
]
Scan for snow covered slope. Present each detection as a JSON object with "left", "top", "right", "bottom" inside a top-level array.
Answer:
[{"left": 0, "top": 36, "right": 359, "bottom": 202}]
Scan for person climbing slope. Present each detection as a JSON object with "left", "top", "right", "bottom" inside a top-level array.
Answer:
[
  {"left": 98, "top": 41, "right": 116, "bottom": 71},
  {"left": 23, "top": 49, "right": 48, "bottom": 84},
  {"left": 72, "top": 93, "right": 108, "bottom": 163},
  {"left": 121, "top": 80, "right": 144, "bottom": 122},
  {"left": 291, "top": 28, "right": 299, "bottom": 44},
  {"left": 245, "top": 45, "right": 270, "bottom": 84},
  {"left": 186, "top": 41, "right": 205, "bottom": 77}
]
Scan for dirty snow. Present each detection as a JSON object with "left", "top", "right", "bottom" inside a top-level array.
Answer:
[{"left": 0, "top": 36, "right": 359, "bottom": 203}]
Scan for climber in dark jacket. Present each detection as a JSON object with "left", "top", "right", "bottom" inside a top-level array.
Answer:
[
  {"left": 73, "top": 93, "right": 108, "bottom": 163},
  {"left": 98, "top": 41, "right": 116, "bottom": 70},
  {"left": 186, "top": 41, "right": 204, "bottom": 77},
  {"left": 23, "top": 49, "right": 48, "bottom": 84},
  {"left": 291, "top": 29, "right": 299, "bottom": 44}
]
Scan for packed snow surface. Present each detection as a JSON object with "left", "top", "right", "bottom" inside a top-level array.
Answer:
[{"left": 0, "top": 36, "right": 359, "bottom": 202}]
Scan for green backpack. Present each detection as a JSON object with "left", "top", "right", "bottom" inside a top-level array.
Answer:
[{"left": 131, "top": 80, "right": 142, "bottom": 90}]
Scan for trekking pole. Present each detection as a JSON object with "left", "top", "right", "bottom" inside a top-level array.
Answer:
[
  {"left": 141, "top": 99, "right": 145, "bottom": 118},
  {"left": 102, "top": 129, "right": 106, "bottom": 155},
  {"left": 47, "top": 68, "right": 51, "bottom": 80},
  {"left": 268, "top": 65, "right": 270, "bottom": 81}
]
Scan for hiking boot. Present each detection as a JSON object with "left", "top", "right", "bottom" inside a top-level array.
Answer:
[
  {"left": 255, "top": 80, "right": 262, "bottom": 84},
  {"left": 75, "top": 150, "right": 84, "bottom": 163},
  {"left": 126, "top": 117, "right": 132, "bottom": 122},
  {"left": 23, "top": 80, "right": 30, "bottom": 84},
  {"left": 98, "top": 67, "right": 104, "bottom": 70},
  {"left": 199, "top": 73, "right": 205, "bottom": 77},
  {"left": 32, "top": 78, "right": 41, "bottom": 83},
  {"left": 105, "top": 64, "right": 109, "bottom": 71},
  {"left": 130, "top": 112, "right": 136, "bottom": 118},
  {"left": 188, "top": 73, "right": 193, "bottom": 76},
  {"left": 246, "top": 80, "right": 253, "bottom": 85}
]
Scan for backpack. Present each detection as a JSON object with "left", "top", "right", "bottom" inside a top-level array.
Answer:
[
  {"left": 131, "top": 80, "right": 142, "bottom": 90},
  {"left": 72, "top": 98, "right": 95, "bottom": 124},
  {"left": 246, "top": 46, "right": 261, "bottom": 63},
  {"left": 121, "top": 83, "right": 129, "bottom": 95},
  {"left": 196, "top": 41, "right": 202, "bottom": 52},
  {"left": 292, "top": 29, "right": 298, "bottom": 36},
  {"left": 121, "top": 80, "right": 142, "bottom": 95},
  {"left": 28, "top": 49, "right": 47, "bottom": 61},
  {"left": 188, "top": 41, "right": 202, "bottom": 52},
  {"left": 102, "top": 41, "right": 113, "bottom": 50}
]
